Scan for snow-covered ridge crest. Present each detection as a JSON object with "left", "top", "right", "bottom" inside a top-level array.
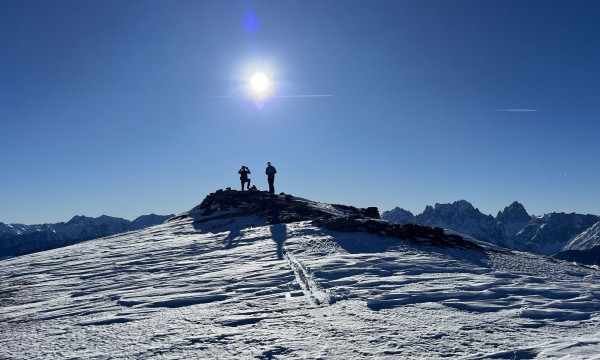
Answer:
[{"left": 2, "top": 189, "right": 600, "bottom": 358}]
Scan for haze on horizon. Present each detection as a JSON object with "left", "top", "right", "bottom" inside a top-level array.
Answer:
[{"left": 1, "top": 0, "right": 599, "bottom": 224}]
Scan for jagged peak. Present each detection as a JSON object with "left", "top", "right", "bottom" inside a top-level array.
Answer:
[
  {"left": 428, "top": 200, "right": 476, "bottom": 213},
  {"left": 496, "top": 201, "right": 530, "bottom": 223},
  {"left": 66, "top": 215, "right": 88, "bottom": 224}
]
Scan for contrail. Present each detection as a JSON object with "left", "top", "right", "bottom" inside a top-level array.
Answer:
[
  {"left": 489, "top": 109, "right": 538, "bottom": 112},
  {"left": 273, "top": 95, "right": 333, "bottom": 98}
]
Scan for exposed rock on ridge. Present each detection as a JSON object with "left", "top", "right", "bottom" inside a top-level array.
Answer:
[{"left": 174, "top": 189, "right": 485, "bottom": 251}]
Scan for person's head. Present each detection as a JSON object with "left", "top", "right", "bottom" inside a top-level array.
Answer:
[{"left": 267, "top": 162, "right": 271, "bottom": 166}]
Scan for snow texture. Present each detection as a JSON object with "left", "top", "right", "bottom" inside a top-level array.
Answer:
[{"left": 2, "top": 193, "right": 600, "bottom": 359}]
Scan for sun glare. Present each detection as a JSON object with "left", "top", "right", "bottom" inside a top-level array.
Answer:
[{"left": 250, "top": 72, "right": 270, "bottom": 94}]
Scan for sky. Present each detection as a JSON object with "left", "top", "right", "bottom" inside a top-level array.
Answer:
[{"left": 1, "top": 0, "right": 599, "bottom": 224}]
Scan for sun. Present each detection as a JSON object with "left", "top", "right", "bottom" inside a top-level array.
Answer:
[{"left": 250, "top": 72, "right": 270, "bottom": 94}]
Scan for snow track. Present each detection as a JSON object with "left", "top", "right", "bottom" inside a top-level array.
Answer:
[{"left": 285, "top": 251, "right": 332, "bottom": 306}]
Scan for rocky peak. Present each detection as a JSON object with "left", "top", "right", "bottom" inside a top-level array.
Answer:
[
  {"left": 380, "top": 207, "right": 415, "bottom": 224},
  {"left": 419, "top": 200, "right": 481, "bottom": 223},
  {"left": 414, "top": 200, "right": 508, "bottom": 247},
  {"left": 66, "top": 215, "right": 87, "bottom": 225},
  {"left": 496, "top": 201, "right": 531, "bottom": 224}
]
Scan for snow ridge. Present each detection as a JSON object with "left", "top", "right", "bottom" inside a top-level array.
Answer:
[{"left": 2, "top": 190, "right": 600, "bottom": 359}]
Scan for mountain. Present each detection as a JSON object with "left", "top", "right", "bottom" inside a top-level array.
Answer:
[
  {"left": 563, "top": 220, "right": 600, "bottom": 251},
  {"left": 382, "top": 201, "right": 600, "bottom": 260},
  {"left": 513, "top": 213, "right": 599, "bottom": 255},
  {"left": 410, "top": 200, "right": 510, "bottom": 248},
  {"left": 553, "top": 221, "right": 600, "bottom": 265},
  {"left": 495, "top": 201, "right": 533, "bottom": 237},
  {"left": 379, "top": 207, "right": 414, "bottom": 224},
  {"left": 0, "top": 213, "right": 174, "bottom": 258},
  {"left": 1, "top": 189, "right": 599, "bottom": 358}
]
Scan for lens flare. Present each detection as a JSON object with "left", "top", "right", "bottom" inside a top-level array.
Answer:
[{"left": 250, "top": 72, "right": 269, "bottom": 94}]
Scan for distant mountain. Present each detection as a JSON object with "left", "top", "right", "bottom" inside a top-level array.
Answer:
[
  {"left": 563, "top": 220, "right": 600, "bottom": 251},
  {"left": 380, "top": 207, "right": 414, "bottom": 224},
  {"left": 383, "top": 200, "right": 510, "bottom": 248},
  {"left": 382, "top": 201, "right": 600, "bottom": 261},
  {"left": 495, "top": 201, "right": 533, "bottom": 237},
  {"left": 0, "top": 213, "right": 174, "bottom": 258},
  {"left": 513, "top": 213, "right": 599, "bottom": 255},
  {"left": 553, "top": 221, "right": 600, "bottom": 265}
]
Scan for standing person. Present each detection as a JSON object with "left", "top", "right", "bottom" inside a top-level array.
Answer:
[
  {"left": 238, "top": 166, "right": 251, "bottom": 191},
  {"left": 265, "top": 162, "right": 277, "bottom": 194}
]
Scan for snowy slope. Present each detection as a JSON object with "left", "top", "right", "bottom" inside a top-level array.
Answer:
[
  {"left": 554, "top": 221, "right": 600, "bottom": 266},
  {"left": 2, "top": 191, "right": 600, "bottom": 359},
  {"left": 564, "top": 221, "right": 600, "bottom": 251}
]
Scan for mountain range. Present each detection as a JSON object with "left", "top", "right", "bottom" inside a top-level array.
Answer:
[
  {"left": 0, "top": 213, "right": 174, "bottom": 258},
  {"left": 382, "top": 200, "right": 600, "bottom": 265}
]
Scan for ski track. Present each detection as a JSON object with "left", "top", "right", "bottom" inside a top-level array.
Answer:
[{"left": 1, "top": 215, "right": 600, "bottom": 359}]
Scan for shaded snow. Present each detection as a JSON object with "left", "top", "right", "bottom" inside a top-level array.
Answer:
[{"left": 2, "top": 209, "right": 600, "bottom": 358}]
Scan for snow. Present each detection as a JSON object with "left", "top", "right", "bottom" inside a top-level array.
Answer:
[
  {"left": 2, "top": 208, "right": 600, "bottom": 359},
  {"left": 565, "top": 221, "right": 600, "bottom": 251}
]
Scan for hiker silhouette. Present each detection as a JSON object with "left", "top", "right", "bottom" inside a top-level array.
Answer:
[
  {"left": 265, "top": 162, "right": 277, "bottom": 194},
  {"left": 238, "top": 166, "right": 251, "bottom": 191}
]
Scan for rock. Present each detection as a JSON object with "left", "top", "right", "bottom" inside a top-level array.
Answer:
[
  {"left": 363, "top": 207, "right": 380, "bottom": 219},
  {"left": 184, "top": 190, "right": 486, "bottom": 252}
]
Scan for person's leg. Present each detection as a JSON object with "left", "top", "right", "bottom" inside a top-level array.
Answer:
[
  {"left": 268, "top": 176, "right": 275, "bottom": 194},
  {"left": 241, "top": 179, "right": 245, "bottom": 191}
]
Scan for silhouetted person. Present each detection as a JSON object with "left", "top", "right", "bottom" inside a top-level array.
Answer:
[
  {"left": 238, "top": 166, "right": 251, "bottom": 191},
  {"left": 265, "top": 162, "right": 277, "bottom": 194}
]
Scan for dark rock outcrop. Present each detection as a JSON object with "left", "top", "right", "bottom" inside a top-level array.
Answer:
[{"left": 181, "top": 189, "right": 485, "bottom": 252}]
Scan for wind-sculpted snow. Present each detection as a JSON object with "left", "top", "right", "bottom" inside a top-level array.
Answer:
[{"left": 1, "top": 191, "right": 600, "bottom": 359}]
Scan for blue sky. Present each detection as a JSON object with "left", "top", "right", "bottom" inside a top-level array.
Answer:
[{"left": 2, "top": 0, "right": 599, "bottom": 224}]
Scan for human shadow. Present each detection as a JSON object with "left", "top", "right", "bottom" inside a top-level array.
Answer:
[
  {"left": 191, "top": 216, "right": 261, "bottom": 251},
  {"left": 225, "top": 225, "right": 243, "bottom": 249},
  {"left": 270, "top": 223, "right": 287, "bottom": 260}
]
